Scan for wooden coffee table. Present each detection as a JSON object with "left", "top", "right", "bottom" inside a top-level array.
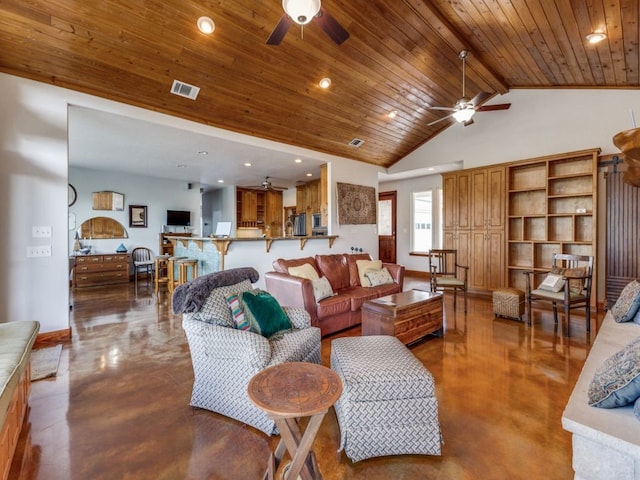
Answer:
[
  {"left": 248, "top": 362, "right": 342, "bottom": 480},
  {"left": 361, "top": 289, "right": 444, "bottom": 345}
]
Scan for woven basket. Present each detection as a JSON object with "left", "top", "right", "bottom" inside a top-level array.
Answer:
[{"left": 493, "top": 288, "right": 525, "bottom": 320}]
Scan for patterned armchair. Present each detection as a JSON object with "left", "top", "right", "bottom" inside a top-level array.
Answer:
[{"left": 172, "top": 267, "right": 321, "bottom": 436}]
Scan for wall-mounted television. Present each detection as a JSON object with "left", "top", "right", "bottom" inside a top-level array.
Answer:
[{"left": 166, "top": 209, "right": 191, "bottom": 226}]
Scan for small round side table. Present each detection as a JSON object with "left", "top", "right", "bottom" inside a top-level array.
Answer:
[{"left": 248, "top": 362, "right": 342, "bottom": 480}]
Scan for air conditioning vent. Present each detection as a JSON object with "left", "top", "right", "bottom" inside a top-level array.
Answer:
[
  {"left": 348, "top": 138, "right": 365, "bottom": 148},
  {"left": 170, "top": 80, "right": 200, "bottom": 100}
]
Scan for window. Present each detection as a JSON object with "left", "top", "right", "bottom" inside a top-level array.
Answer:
[{"left": 412, "top": 189, "right": 442, "bottom": 252}]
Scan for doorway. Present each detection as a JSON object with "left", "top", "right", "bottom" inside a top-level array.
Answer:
[{"left": 378, "top": 191, "right": 397, "bottom": 263}]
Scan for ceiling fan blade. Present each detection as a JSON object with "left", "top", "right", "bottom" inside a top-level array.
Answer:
[
  {"left": 427, "top": 113, "right": 455, "bottom": 127},
  {"left": 314, "top": 7, "right": 350, "bottom": 45},
  {"left": 266, "top": 14, "right": 292, "bottom": 45},
  {"left": 469, "top": 91, "right": 492, "bottom": 107},
  {"left": 476, "top": 103, "right": 511, "bottom": 112},
  {"left": 429, "top": 106, "right": 456, "bottom": 112}
]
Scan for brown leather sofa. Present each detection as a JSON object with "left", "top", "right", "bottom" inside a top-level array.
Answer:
[{"left": 264, "top": 253, "right": 405, "bottom": 336}]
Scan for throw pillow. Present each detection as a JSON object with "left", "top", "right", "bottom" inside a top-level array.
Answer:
[
  {"left": 240, "top": 290, "right": 292, "bottom": 338},
  {"left": 365, "top": 267, "right": 394, "bottom": 287},
  {"left": 611, "top": 280, "right": 640, "bottom": 323},
  {"left": 587, "top": 335, "right": 640, "bottom": 408},
  {"left": 356, "top": 259, "right": 382, "bottom": 287},
  {"left": 635, "top": 397, "right": 640, "bottom": 422},
  {"left": 288, "top": 263, "right": 319, "bottom": 281},
  {"left": 564, "top": 267, "right": 586, "bottom": 294},
  {"left": 192, "top": 279, "right": 253, "bottom": 327},
  {"left": 311, "top": 276, "right": 334, "bottom": 302},
  {"left": 225, "top": 293, "right": 249, "bottom": 330},
  {"left": 537, "top": 273, "right": 565, "bottom": 292}
]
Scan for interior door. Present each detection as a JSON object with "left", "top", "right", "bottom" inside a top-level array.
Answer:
[{"left": 378, "top": 191, "right": 397, "bottom": 263}]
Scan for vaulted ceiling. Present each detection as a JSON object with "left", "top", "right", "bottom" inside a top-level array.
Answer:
[{"left": 1, "top": 0, "right": 638, "bottom": 169}]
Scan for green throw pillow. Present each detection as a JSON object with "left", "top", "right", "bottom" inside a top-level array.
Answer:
[{"left": 240, "top": 290, "right": 292, "bottom": 338}]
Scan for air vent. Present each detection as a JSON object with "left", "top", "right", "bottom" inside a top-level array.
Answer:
[
  {"left": 348, "top": 138, "right": 365, "bottom": 148},
  {"left": 170, "top": 80, "right": 200, "bottom": 100}
]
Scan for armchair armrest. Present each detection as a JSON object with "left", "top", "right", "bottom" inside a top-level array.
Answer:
[
  {"left": 455, "top": 263, "right": 469, "bottom": 282},
  {"left": 182, "top": 318, "right": 271, "bottom": 370}
]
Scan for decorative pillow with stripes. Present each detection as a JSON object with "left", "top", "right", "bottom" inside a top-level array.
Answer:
[{"left": 225, "top": 293, "right": 249, "bottom": 330}]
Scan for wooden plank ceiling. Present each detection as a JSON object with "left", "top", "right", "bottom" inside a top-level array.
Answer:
[{"left": 0, "top": 0, "right": 637, "bottom": 168}]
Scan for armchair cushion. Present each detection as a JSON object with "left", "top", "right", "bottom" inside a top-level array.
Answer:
[
  {"left": 588, "top": 336, "right": 640, "bottom": 408},
  {"left": 611, "top": 280, "right": 640, "bottom": 323},
  {"left": 241, "top": 290, "right": 292, "bottom": 338},
  {"left": 191, "top": 279, "right": 253, "bottom": 327},
  {"left": 225, "top": 293, "right": 249, "bottom": 330}
]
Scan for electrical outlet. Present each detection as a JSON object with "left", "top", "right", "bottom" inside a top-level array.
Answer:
[
  {"left": 32, "top": 226, "right": 52, "bottom": 238},
  {"left": 27, "top": 245, "right": 52, "bottom": 257}
]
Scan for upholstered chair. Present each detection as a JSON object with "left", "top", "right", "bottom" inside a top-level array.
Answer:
[{"left": 172, "top": 267, "right": 321, "bottom": 436}]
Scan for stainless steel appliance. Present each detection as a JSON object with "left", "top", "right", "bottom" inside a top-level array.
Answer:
[{"left": 293, "top": 213, "right": 306, "bottom": 236}]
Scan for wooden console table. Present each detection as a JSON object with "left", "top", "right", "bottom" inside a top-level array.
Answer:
[
  {"left": 362, "top": 289, "right": 444, "bottom": 345},
  {"left": 248, "top": 362, "right": 342, "bottom": 480}
]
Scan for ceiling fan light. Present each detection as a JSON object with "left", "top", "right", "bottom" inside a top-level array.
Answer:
[
  {"left": 453, "top": 108, "right": 475, "bottom": 123},
  {"left": 283, "top": 0, "right": 321, "bottom": 25},
  {"left": 197, "top": 16, "right": 215, "bottom": 34}
]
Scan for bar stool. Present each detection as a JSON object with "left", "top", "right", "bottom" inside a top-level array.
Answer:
[
  {"left": 178, "top": 259, "right": 198, "bottom": 286},
  {"left": 154, "top": 255, "right": 171, "bottom": 299},
  {"left": 167, "top": 256, "right": 188, "bottom": 293}
]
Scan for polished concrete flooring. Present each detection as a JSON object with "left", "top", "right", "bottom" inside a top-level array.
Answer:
[{"left": 10, "top": 277, "right": 600, "bottom": 479}]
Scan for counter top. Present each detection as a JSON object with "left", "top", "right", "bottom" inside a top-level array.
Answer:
[{"left": 165, "top": 234, "right": 338, "bottom": 252}]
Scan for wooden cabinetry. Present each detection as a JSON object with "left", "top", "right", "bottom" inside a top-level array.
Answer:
[
  {"left": 320, "top": 164, "right": 328, "bottom": 225},
  {"left": 443, "top": 165, "right": 505, "bottom": 293},
  {"left": 73, "top": 253, "right": 130, "bottom": 287},
  {"left": 506, "top": 148, "right": 598, "bottom": 303},
  {"left": 236, "top": 188, "right": 282, "bottom": 235},
  {"left": 159, "top": 232, "right": 191, "bottom": 256}
]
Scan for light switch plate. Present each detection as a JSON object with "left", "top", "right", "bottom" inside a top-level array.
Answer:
[
  {"left": 27, "top": 245, "right": 52, "bottom": 257},
  {"left": 32, "top": 226, "right": 52, "bottom": 238}
]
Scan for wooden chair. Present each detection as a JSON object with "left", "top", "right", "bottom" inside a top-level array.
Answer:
[
  {"left": 131, "top": 247, "right": 154, "bottom": 292},
  {"left": 428, "top": 249, "right": 469, "bottom": 313},
  {"left": 523, "top": 253, "right": 594, "bottom": 336}
]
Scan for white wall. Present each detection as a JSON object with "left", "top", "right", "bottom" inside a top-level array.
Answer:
[{"left": 69, "top": 167, "right": 202, "bottom": 255}]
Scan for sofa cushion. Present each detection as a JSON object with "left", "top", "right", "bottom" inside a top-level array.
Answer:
[
  {"left": 342, "top": 286, "right": 381, "bottom": 312},
  {"left": 316, "top": 294, "right": 352, "bottom": 320},
  {"left": 346, "top": 253, "right": 373, "bottom": 287},
  {"left": 312, "top": 276, "right": 335, "bottom": 302},
  {"left": 356, "top": 259, "right": 383, "bottom": 287},
  {"left": 315, "top": 254, "right": 350, "bottom": 291},
  {"left": 288, "top": 263, "right": 320, "bottom": 280},
  {"left": 588, "top": 335, "right": 640, "bottom": 408},
  {"left": 366, "top": 267, "right": 394, "bottom": 287},
  {"left": 272, "top": 257, "right": 317, "bottom": 274},
  {"left": 268, "top": 327, "right": 321, "bottom": 366},
  {"left": 240, "top": 290, "right": 292, "bottom": 338}
]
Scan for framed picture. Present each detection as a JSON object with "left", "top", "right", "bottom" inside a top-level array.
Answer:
[{"left": 129, "top": 205, "right": 147, "bottom": 228}]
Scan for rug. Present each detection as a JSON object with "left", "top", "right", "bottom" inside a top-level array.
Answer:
[{"left": 31, "top": 344, "right": 62, "bottom": 381}]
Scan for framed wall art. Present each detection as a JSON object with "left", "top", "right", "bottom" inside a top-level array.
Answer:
[
  {"left": 336, "top": 182, "right": 377, "bottom": 225},
  {"left": 129, "top": 205, "right": 147, "bottom": 228}
]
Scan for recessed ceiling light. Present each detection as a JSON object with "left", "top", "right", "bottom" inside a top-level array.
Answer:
[
  {"left": 388, "top": 110, "right": 398, "bottom": 119},
  {"left": 319, "top": 78, "right": 332, "bottom": 89},
  {"left": 244, "top": 162, "right": 252, "bottom": 167},
  {"left": 197, "top": 16, "right": 215, "bottom": 34},
  {"left": 198, "top": 150, "right": 208, "bottom": 155},
  {"left": 306, "top": 172, "right": 313, "bottom": 177},
  {"left": 176, "top": 164, "right": 187, "bottom": 168},
  {"left": 586, "top": 31, "right": 607, "bottom": 44},
  {"left": 427, "top": 167, "right": 435, "bottom": 171},
  {"left": 295, "top": 158, "right": 302, "bottom": 163},
  {"left": 217, "top": 179, "right": 224, "bottom": 183}
]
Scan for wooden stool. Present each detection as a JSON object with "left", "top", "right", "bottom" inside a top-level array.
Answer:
[
  {"left": 154, "top": 255, "right": 171, "bottom": 299},
  {"left": 177, "top": 259, "right": 198, "bottom": 286},
  {"left": 248, "top": 362, "right": 342, "bottom": 480},
  {"left": 167, "top": 256, "right": 187, "bottom": 293}
]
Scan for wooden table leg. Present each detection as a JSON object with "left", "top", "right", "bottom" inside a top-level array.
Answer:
[{"left": 276, "top": 412, "right": 326, "bottom": 480}]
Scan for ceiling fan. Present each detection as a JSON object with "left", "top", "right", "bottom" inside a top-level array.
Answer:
[
  {"left": 245, "top": 176, "right": 288, "bottom": 191},
  {"left": 266, "top": 0, "right": 350, "bottom": 46},
  {"left": 427, "top": 50, "right": 511, "bottom": 127}
]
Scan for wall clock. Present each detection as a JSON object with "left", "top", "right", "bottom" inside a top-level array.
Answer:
[{"left": 68, "top": 184, "right": 77, "bottom": 207}]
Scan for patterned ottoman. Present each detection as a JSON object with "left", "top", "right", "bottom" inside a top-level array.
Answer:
[
  {"left": 493, "top": 287, "right": 525, "bottom": 321},
  {"left": 330, "top": 335, "right": 442, "bottom": 462}
]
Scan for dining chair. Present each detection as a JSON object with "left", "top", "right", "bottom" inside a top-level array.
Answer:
[{"left": 427, "top": 249, "right": 469, "bottom": 313}]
